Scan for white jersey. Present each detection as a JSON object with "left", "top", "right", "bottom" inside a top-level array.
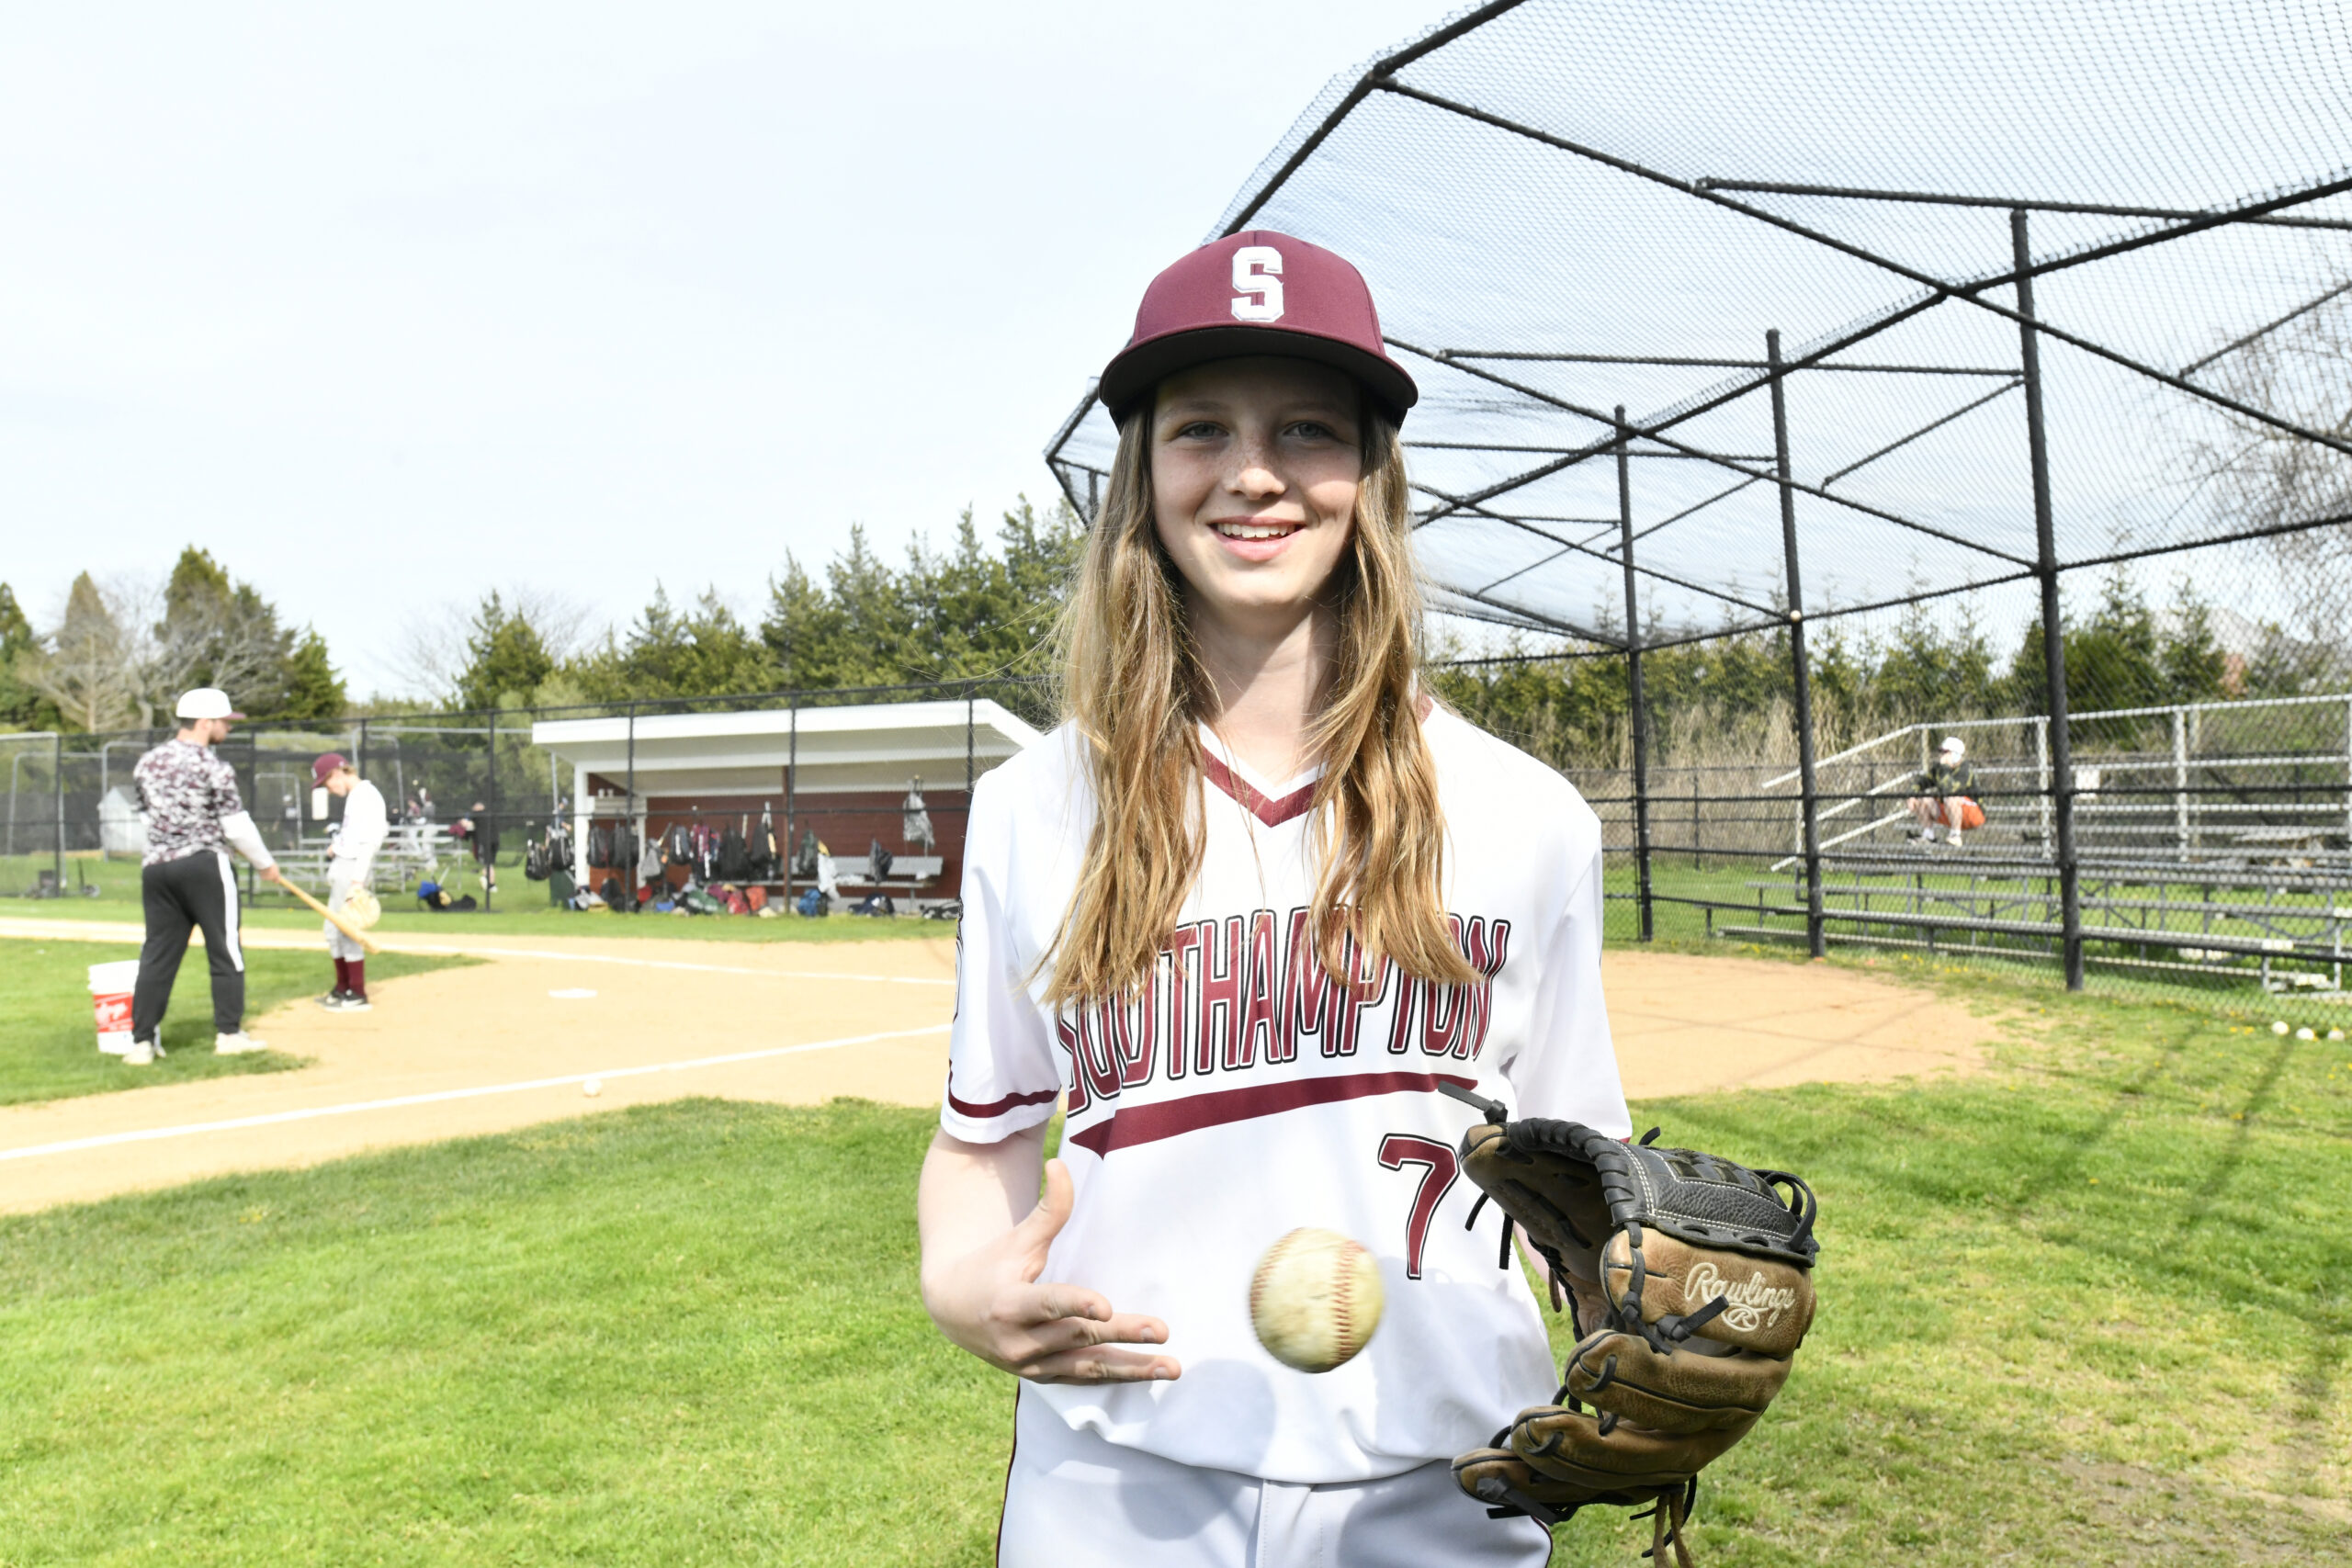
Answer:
[
  {"left": 943, "top": 708, "right": 1629, "bottom": 1484},
  {"left": 330, "top": 779, "right": 390, "bottom": 874}
]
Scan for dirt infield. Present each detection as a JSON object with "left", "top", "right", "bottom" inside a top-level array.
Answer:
[{"left": 0, "top": 919, "right": 1995, "bottom": 1213}]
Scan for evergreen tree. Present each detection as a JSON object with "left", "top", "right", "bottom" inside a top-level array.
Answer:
[
  {"left": 2066, "top": 569, "right": 2166, "bottom": 741},
  {"left": 571, "top": 586, "right": 775, "bottom": 701},
  {"left": 760, "top": 557, "right": 847, "bottom": 690},
  {"left": 278, "top": 627, "right": 347, "bottom": 720},
  {"left": 0, "top": 582, "right": 51, "bottom": 728},
  {"left": 756, "top": 502, "right": 1077, "bottom": 706},
  {"left": 824, "top": 526, "right": 915, "bottom": 687},
  {"left": 902, "top": 511, "right": 1012, "bottom": 681},
  {"left": 455, "top": 592, "right": 556, "bottom": 711},
  {"left": 900, "top": 502, "right": 1082, "bottom": 684},
  {"left": 1804, "top": 621, "right": 1865, "bottom": 718},
  {"left": 2160, "top": 577, "right": 2230, "bottom": 703},
  {"left": 1871, "top": 596, "right": 1996, "bottom": 721},
  {"left": 157, "top": 546, "right": 297, "bottom": 715},
  {"left": 2003, "top": 570, "right": 2187, "bottom": 741},
  {"left": 164, "top": 547, "right": 234, "bottom": 626}
]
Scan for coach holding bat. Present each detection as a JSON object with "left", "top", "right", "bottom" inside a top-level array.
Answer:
[{"left": 124, "top": 687, "right": 285, "bottom": 1066}]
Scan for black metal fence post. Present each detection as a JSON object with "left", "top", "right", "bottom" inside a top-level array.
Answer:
[
  {"left": 357, "top": 717, "right": 370, "bottom": 903},
  {"left": 2013, "top": 209, "right": 2084, "bottom": 989},
  {"left": 785, "top": 695, "right": 798, "bottom": 897},
  {"left": 1616, "top": 406, "right": 1655, "bottom": 942},
  {"left": 625, "top": 701, "right": 638, "bottom": 905},
  {"left": 484, "top": 708, "right": 498, "bottom": 913},
  {"left": 52, "top": 732, "right": 64, "bottom": 886},
  {"left": 1768, "top": 330, "right": 1826, "bottom": 958}
]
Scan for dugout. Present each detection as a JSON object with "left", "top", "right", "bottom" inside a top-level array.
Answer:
[{"left": 531, "top": 697, "right": 1042, "bottom": 908}]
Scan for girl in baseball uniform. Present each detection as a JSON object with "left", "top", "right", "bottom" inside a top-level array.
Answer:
[
  {"left": 312, "top": 753, "right": 388, "bottom": 1010},
  {"left": 919, "top": 232, "right": 1630, "bottom": 1567}
]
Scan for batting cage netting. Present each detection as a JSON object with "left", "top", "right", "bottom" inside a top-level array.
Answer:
[{"left": 1045, "top": 0, "right": 2352, "bottom": 1025}]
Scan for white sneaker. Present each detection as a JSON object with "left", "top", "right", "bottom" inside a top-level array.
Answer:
[
  {"left": 122, "top": 1041, "right": 157, "bottom": 1066},
  {"left": 214, "top": 1032, "right": 270, "bottom": 1055},
  {"left": 1945, "top": 831, "right": 1963, "bottom": 849}
]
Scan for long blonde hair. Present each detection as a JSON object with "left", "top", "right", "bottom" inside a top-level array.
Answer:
[{"left": 1044, "top": 392, "right": 1475, "bottom": 1005}]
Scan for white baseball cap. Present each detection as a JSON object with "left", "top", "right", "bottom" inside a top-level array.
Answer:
[
  {"left": 175, "top": 687, "right": 246, "bottom": 721},
  {"left": 1939, "top": 735, "right": 1965, "bottom": 758}
]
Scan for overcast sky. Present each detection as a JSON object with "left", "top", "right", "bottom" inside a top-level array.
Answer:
[{"left": 0, "top": 1, "right": 1445, "bottom": 697}]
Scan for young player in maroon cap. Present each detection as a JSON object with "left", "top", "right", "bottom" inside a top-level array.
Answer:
[
  {"left": 312, "top": 752, "right": 388, "bottom": 1010},
  {"left": 918, "top": 231, "right": 1629, "bottom": 1565}
]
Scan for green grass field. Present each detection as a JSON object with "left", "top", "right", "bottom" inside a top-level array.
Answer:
[
  {"left": 0, "top": 939, "right": 469, "bottom": 1107},
  {"left": 0, "top": 852, "right": 953, "bottom": 944},
  {"left": 8, "top": 901, "right": 955, "bottom": 944},
  {"left": 3, "top": 970, "right": 2344, "bottom": 1564}
]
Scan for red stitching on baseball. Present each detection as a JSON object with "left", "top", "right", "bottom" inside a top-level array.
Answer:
[{"left": 1335, "top": 1237, "right": 1357, "bottom": 1359}]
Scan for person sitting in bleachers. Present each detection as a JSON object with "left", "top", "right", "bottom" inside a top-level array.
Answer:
[{"left": 1906, "top": 735, "right": 1984, "bottom": 848}]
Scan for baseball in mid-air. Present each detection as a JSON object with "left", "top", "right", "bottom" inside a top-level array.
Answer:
[
  {"left": 1250, "top": 1227, "right": 1384, "bottom": 1373},
  {"left": 582, "top": 1077, "right": 603, "bottom": 1098}
]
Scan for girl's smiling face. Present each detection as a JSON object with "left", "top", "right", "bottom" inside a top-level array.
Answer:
[{"left": 1148, "top": 356, "right": 1363, "bottom": 630}]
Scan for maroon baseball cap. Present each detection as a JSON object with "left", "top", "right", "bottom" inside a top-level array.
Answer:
[
  {"left": 311, "top": 752, "right": 349, "bottom": 785},
  {"left": 1098, "top": 231, "right": 1419, "bottom": 427}
]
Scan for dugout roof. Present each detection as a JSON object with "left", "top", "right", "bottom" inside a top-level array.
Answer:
[
  {"left": 531, "top": 698, "right": 1043, "bottom": 798},
  {"left": 1044, "top": 0, "right": 2352, "bottom": 650}
]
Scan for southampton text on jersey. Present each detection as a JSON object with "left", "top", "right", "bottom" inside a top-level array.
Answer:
[{"left": 1057, "top": 907, "right": 1511, "bottom": 1127}]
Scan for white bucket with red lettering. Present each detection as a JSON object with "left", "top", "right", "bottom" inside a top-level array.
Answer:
[{"left": 89, "top": 959, "right": 139, "bottom": 1055}]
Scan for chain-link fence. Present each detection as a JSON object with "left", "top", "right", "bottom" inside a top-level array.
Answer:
[
  {"left": 1044, "top": 0, "right": 2352, "bottom": 1026},
  {"left": 0, "top": 678, "right": 1049, "bottom": 919}
]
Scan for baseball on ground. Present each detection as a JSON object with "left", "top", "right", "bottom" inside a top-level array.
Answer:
[
  {"left": 582, "top": 1077, "right": 602, "bottom": 1098},
  {"left": 1250, "top": 1227, "right": 1384, "bottom": 1373}
]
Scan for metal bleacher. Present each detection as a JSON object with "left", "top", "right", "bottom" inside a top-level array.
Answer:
[{"left": 1710, "top": 696, "right": 2352, "bottom": 998}]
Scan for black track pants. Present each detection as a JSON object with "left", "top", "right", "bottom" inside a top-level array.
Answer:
[{"left": 132, "top": 850, "right": 246, "bottom": 1042}]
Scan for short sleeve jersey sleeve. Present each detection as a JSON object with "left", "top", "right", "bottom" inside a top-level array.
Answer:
[
  {"left": 1490, "top": 809, "right": 1622, "bottom": 1131},
  {"left": 940, "top": 766, "right": 1063, "bottom": 1142}
]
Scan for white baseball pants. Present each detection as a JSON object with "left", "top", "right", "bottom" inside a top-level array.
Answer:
[
  {"left": 996, "top": 1389, "right": 1553, "bottom": 1568},
  {"left": 325, "top": 862, "right": 368, "bottom": 961}
]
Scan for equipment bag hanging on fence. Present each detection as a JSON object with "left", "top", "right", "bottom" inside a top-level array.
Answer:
[
  {"left": 752, "top": 805, "right": 778, "bottom": 880},
  {"left": 717, "top": 821, "right": 752, "bottom": 881}
]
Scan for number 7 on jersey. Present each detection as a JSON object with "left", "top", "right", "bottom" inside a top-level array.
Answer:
[{"left": 1378, "top": 1134, "right": 1459, "bottom": 1280}]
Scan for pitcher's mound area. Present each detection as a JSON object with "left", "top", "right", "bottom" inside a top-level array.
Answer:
[{"left": 0, "top": 933, "right": 1993, "bottom": 1212}]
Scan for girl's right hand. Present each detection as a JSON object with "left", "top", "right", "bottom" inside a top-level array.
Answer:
[{"left": 922, "top": 1158, "right": 1182, "bottom": 1385}]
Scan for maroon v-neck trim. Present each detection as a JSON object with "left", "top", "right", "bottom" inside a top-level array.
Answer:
[
  {"left": 1201, "top": 750, "right": 1317, "bottom": 828},
  {"left": 1198, "top": 697, "right": 1432, "bottom": 828}
]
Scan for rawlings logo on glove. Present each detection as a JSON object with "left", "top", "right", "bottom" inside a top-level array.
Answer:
[{"left": 1681, "top": 1261, "right": 1800, "bottom": 1331}]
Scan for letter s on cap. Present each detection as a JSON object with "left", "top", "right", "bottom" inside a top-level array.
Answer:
[{"left": 1230, "top": 245, "right": 1284, "bottom": 322}]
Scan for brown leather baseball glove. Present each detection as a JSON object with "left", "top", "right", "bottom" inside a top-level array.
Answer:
[{"left": 1438, "top": 1083, "right": 1818, "bottom": 1567}]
